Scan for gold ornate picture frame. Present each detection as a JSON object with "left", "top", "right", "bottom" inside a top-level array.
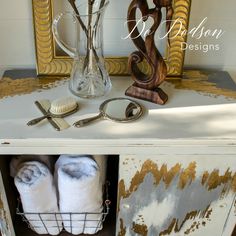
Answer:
[{"left": 32, "top": 0, "right": 191, "bottom": 77}]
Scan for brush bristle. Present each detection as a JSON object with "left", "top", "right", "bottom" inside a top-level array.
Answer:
[{"left": 50, "top": 97, "right": 78, "bottom": 115}]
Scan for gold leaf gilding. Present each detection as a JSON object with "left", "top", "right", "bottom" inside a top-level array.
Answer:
[
  {"left": 1, "top": 70, "right": 235, "bottom": 100},
  {"left": 178, "top": 162, "right": 196, "bottom": 189},
  {"left": 162, "top": 163, "right": 182, "bottom": 188},
  {"left": 201, "top": 171, "right": 209, "bottom": 185},
  {"left": 119, "top": 160, "right": 197, "bottom": 207},
  {"left": 159, "top": 219, "right": 176, "bottom": 236},
  {"left": 118, "top": 218, "right": 127, "bottom": 236},
  {"left": 232, "top": 174, "right": 236, "bottom": 192},
  {"left": 204, "top": 169, "right": 232, "bottom": 191},
  {"left": 0, "top": 77, "right": 68, "bottom": 99},
  {"left": 119, "top": 160, "right": 236, "bottom": 204},
  {"left": 171, "top": 70, "right": 236, "bottom": 99},
  {"left": 159, "top": 206, "right": 212, "bottom": 236},
  {"left": 132, "top": 222, "right": 148, "bottom": 236},
  {"left": 119, "top": 160, "right": 236, "bottom": 235}
]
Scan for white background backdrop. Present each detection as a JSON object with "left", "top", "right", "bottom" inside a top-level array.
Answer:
[{"left": 0, "top": 0, "right": 235, "bottom": 82}]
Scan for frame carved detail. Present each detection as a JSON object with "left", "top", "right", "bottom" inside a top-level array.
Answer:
[{"left": 32, "top": 0, "right": 191, "bottom": 77}]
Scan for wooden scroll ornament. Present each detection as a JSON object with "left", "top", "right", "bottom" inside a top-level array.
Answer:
[{"left": 125, "top": 0, "right": 173, "bottom": 105}]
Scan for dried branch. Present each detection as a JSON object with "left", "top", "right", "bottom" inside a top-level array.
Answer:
[
  {"left": 67, "top": 0, "right": 88, "bottom": 36},
  {"left": 67, "top": 0, "right": 106, "bottom": 75}
]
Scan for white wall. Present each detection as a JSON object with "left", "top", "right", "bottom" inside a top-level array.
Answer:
[
  {"left": 0, "top": 0, "right": 235, "bottom": 81},
  {"left": 185, "top": 0, "right": 236, "bottom": 80},
  {"left": 0, "top": 0, "right": 35, "bottom": 72}
]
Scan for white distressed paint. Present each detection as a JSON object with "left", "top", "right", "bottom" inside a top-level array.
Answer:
[
  {"left": 0, "top": 76, "right": 236, "bottom": 155},
  {"left": 120, "top": 195, "right": 236, "bottom": 236},
  {"left": 0, "top": 67, "right": 235, "bottom": 235},
  {"left": 166, "top": 195, "right": 236, "bottom": 236},
  {"left": 0, "top": 77, "right": 236, "bottom": 149},
  {"left": 118, "top": 154, "right": 236, "bottom": 236},
  {"left": 0, "top": 173, "right": 15, "bottom": 236},
  {"left": 123, "top": 195, "right": 235, "bottom": 236},
  {"left": 133, "top": 196, "right": 176, "bottom": 227}
]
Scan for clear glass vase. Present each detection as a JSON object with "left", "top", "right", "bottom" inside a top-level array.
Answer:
[{"left": 52, "top": 0, "right": 111, "bottom": 98}]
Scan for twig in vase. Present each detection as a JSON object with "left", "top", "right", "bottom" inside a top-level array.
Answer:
[
  {"left": 93, "top": 0, "right": 106, "bottom": 38},
  {"left": 67, "top": 0, "right": 106, "bottom": 77},
  {"left": 87, "top": 0, "right": 94, "bottom": 50},
  {"left": 84, "top": 0, "right": 102, "bottom": 74},
  {"left": 90, "top": 0, "right": 106, "bottom": 71},
  {"left": 67, "top": 0, "right": 88, "bottom": 36}
]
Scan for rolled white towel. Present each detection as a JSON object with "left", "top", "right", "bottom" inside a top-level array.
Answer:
[
  {"left": 14, "top": 161, "right": 62, "bottom": 235},
  {"left": 57, "top": 157, "right": 103, "bottom": 235},
  {"left": 10, "top": 155, "right": 55, "bottom": 178},
  {"left": 55, "top": 155, "right": 107, "bottom": 187}
]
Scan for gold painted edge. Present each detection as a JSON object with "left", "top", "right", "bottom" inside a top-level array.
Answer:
[
  {"left": 0, "top": 76, "right": 69, "bottom": 100},
  {"left": 1, "top": 70, "right": 236, "bottom": 100},
  {"left": 171, "top": 70, "right": 236, "bottom": 100}
]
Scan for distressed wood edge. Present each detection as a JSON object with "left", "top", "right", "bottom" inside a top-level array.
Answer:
[{"left": 0, "top": 172, "right": 15, "bottom": 236}]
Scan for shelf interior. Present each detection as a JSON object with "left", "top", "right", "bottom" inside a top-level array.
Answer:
[{"left": 0, "top": 155, "right": 119, "bottom": 236}]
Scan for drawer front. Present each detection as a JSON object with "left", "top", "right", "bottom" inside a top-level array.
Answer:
[
  {"left": 117, "top": 155, "right": 236, "bottom": 236},
  {"left": 0, "top": 172, "right": 15, "bottom": 236}
]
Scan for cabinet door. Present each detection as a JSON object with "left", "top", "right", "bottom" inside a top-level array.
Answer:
[
  {"left": 117, "top": 155, "right": 236, "bottom": 236},
  {"left": 0, "top": 172, "right": 15, "bottom": 236}
]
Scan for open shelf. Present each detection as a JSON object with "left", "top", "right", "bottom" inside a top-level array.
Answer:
[{"left": 0, "top": 155, "right": 119, "bottom": 236}]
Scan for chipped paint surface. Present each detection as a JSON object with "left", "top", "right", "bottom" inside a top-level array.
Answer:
[
  {"left": 0, "top": 192, "right": 8, "bottom": 227},
  {"left": 118, "top": 218, "right": 126, "bottom": 236},
  {"left": 117, "top": 156, "right": 236, "bottom": 236},
  {"left": 132, "top": 222, "right": 148, "bottom": 236},
  {"left": 0, "top": 174, "right": 15, "bottom": 236},
  {"left": 0, "top": 185, "right": 9, "bottom": 235}
]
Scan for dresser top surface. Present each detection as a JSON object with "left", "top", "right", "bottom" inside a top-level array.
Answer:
[{"left": 0, "top": 70, "right": 236, "bottom": 146}]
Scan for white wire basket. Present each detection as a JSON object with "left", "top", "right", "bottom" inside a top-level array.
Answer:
[{"left": 16, "top": 183, "right": 111, "bottom": 235}]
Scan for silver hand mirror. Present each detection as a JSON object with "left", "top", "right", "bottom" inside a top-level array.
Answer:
[{"left": 73, "top": 98, "right": 143, "bottom": 127}]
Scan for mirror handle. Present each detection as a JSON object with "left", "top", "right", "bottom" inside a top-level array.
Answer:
[
  {"left": 73, "top": 113, "right": 103, "bottom": 128},
  {"left": 52, "top": 12, "right": 77, "bottom": 58}
]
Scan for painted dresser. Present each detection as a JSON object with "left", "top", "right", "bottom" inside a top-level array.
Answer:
[{"left": 0, "top": 70, "right": 236, "bottom": 236}]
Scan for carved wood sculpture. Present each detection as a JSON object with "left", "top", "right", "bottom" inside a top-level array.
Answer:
[{"left": 125, "top": 0, "right": 173, "bottom": 104}]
